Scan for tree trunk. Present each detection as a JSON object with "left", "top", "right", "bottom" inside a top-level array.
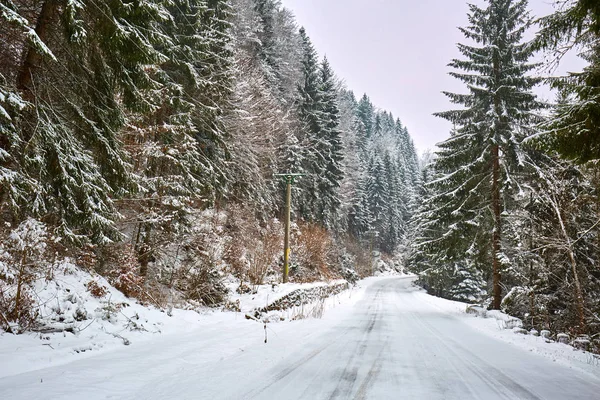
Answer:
[
  {"left": 17, "top": 1, "right": 57, "bottom": 94},
  {"left": 138, "top": 223, "right": 152, "bottom": 277},
  {"left": 491, "top": 144, "right": 502, "bottom": 310},
  {"left": 551, "top": 195, "right": 586, "bottom": 333},
  {"left": 12, "top": 251, "right": 28, "bottom": 321}
]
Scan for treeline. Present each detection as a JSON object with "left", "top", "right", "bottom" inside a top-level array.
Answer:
[
  {"left": 0, "top": 0, "right": 419, "bottom": 330},
  {"left": 410, "top": 0, "right": 600, "bottom": 340}
]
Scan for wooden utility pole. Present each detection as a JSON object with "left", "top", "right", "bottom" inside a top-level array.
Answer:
[
  {"left": 274, "top": 173, "right": 303, "bottom": 283},
  {"left": 369, "top": 232, "right": 373, "bottom": 276},
  {"left": 369, "top": 230, "right": 378, "bottom": 276}
]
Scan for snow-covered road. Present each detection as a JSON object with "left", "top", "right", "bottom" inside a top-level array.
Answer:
[{"left": 2, "top": 277, "right": 600, "bottom": 399}]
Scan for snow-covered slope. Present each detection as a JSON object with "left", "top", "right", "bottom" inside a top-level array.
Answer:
[{"left": 0, "top": 262, "right": 362, "bottom": 379}]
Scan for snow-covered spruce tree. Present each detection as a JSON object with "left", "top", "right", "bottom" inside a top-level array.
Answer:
[
  {"left": 366, "top": 154, "right": 389, "bottom": 246},
  {"left": 295, "top": 27, "right": 325, "bottom": 222},
  {"left": 253, "top": 0, "right": 279, "bottom": 85},
  {"left": 271, "top": 8, "right": 303, "bottom": 103},
  {"left": 119, "top": 0, "right": 235, "bottom": 277},
  {"left": 231, "top": 0, "right": 301, "bottom": 106},
  {"left": 346, "top": 94, "right": 375, "bottom": 237},
  {"left": 337, "top": 89, "right": 360, "bottom": 232},
  {"left": 355, "top": 94, "right": 375, "bottom": 156},
  {"left": 395, "top": 119, "right": 420, "bottom": 210},
  {"left": 533, "top": 0, "right": 600, "bottom": 163},
  {"left": 225, "top": 0, "right": 293, "bottom": 215},
  {"left": 419, "top": 0, "right": 542, "bottom": 308},
  {"left": 316, "top": 57, "right": 344, "bottom": 229},
  {"left": 193, "top": 0, "right": 234, "bottom": 199},
  {"left": 340, "top": 91, "right": 420, "bottom": 248},
  {"left": 0, "top": 0, "right": 169, "bottom": 244},
  {"left": 381, "top": 152, "right": 404, "bottom": 254},
  {"left": 293, "top": 32, "right": 344, "bottom": 230}
]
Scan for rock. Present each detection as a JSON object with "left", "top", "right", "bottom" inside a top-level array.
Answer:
[
  {"left": 530, "top": 329, "right": 539, "bottom": 336},
  {"left": 557, "top": 333, "right": 569, "bottom": 344},
  {"left": 572, "top": 335, "right": 590, "bottom": 351},
  {"left": 487, "top": 310, "right": 523, "bottom": 329},
  {"left": 465, "top": 305, "right": 487, "bottom": 318},
  {"left": 540, "top": 330, "right": 551, "bottom": 339},
  {"left": 251, "top": 282, "right": 349, "bottom": 320},
  {"left": 513, "top": 327, "right": 528, "bottom": 335}
]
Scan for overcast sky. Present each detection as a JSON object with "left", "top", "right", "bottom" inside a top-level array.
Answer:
[{"left": 279, "top": 0, "right": 584, "bottom": 154}]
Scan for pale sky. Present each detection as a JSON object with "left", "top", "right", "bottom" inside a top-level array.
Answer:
[{"left": 279, "top": 0, "right": 584, "bottom": 154}]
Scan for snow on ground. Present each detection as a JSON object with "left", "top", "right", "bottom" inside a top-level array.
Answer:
[
  {"left": 0, "top": 264, "right": 372, "bottom": 381},
  {"left": 3, "top": 273, "right": 600, "bottom": 399},
  {"left": 3, "top": 276, "right": 599, "bottom": 399},
  {"left": 412, "top": 284, "right": 600, "bottom": 377},
  {"left": 0, "top": 261, "right": 210, "bottom": 378},
  {"left": 225, "top": 277, "right": 349, "bottom": 314}
]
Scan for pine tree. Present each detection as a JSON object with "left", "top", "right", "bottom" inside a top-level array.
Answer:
[
  {"left": 317, "top": 57, "right": 344, "bottom": 229},
  {"left": 355, "top": 94, "right": 375, "bottom": 154},
  {"left": 381, "top": 152, "right": 402, "bottom": 253},
  {"left": 366, "top": 154, "right": 389, "bottom": 240},
  {"left": 536, "top": 43, "right": 600, "bottom": 163},
  {"left": 348, "top": 173, "right": 372, "bottom": 238},
  {"left": 530, "top": 1, "right": 600, "bottom": 162},
  {"left": 254, "top": 0, "right": 279, "bottom": 83},
  {"left": 115, "top": 0, "right": 235, "bottom": 275},
  {"left": 421, "top": 0, "right": 541, "bottom": 308},
  {"left": 0, "top": 0, "right": 171, "bottom": 244},
  {"left": 295, "top": 27, "right": 324, "bottom": 221}
]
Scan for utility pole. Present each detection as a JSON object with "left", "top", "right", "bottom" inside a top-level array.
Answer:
[
  {"left": 369, "top": 231, "right": 373, "bottom": 276},
  {"left": 274, "top": 173, "right": 304, "bottom": 283},
  {"left": 368, "top": 229, "right": 378, "bottom": 276}
]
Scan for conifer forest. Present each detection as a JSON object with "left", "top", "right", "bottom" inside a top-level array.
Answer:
[{"left": 2, "top": 0, "right": 600, "bottom": 350}]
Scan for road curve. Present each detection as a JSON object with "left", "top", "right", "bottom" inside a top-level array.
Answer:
[{"left": 231, "top": 277, "right": 600, "bottom": 400}]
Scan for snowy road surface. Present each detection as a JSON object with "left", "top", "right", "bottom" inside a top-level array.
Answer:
[{"left": 2, "top": 277, "right": 600, "bottom": 399}]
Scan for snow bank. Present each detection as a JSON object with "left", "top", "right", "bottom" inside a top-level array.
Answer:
[
  {"left": 413, "top": 285, "right": 600, "bottom": 376},
  {"left": 226, "top": 278, "right": 348, "bottom": 314},
  {"left": 0, "top": 261, "right": 213, "bottom": 378},
  {"left": 0, "top": 265, "right": 372, "bottom": 380}
]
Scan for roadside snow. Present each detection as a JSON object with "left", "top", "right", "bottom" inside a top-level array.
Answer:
[
  {"left": 0, "top": 261, "right": 211, "bottom": 378},
  {"left": 226, "top": 278, "right": 349, "bottom": 314},
  {"left": 0, "top": 267, "right": 374, "bottom": 380},
  {"left": 412, "top": 285, "right": 600, "bottom": 377}
]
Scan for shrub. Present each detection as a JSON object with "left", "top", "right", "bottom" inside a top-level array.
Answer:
[
  {"left": 107, "top": 246, "right": 145, "bottom": 299},
  {"left": 182, "top": 263, "right": 228, "bottom": 306},
  {"left": 0, "top": 219, "right": 50, "bottom": 333},
  {"left": 224, "top": 205, "right": 282, "bottom": 285},
  {"left": 292, "top": 222, "right": 338, "bottom": 282},
  {"left": 85, "top": 280, "right": 108, "bottom": 298}
]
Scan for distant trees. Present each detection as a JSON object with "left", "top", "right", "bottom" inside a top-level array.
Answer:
[{"left": 0, "top": 0, "right": 422, "bottom": 327}]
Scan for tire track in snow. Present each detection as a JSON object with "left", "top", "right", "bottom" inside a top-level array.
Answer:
[
  {"left": 327, "top": 286, "right": 385, "bottom": 400},
  {"left": 243, "top": 285, "right": 385, "bottom": 399},
  {"left": 352, "top": 344, "right": 386, "bottom": 400}
]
